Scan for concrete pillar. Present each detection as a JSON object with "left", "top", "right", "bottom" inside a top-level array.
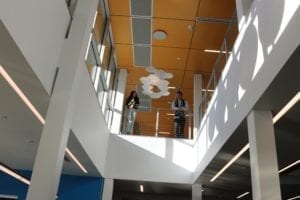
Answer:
[
  {"left": 235, "top": 0, "right": 253, "bottom": 30},
  {"left": 26, "top": 0, "right": 98, "bottom": 199},
  {"left": 102, "top": 179, "right": 114, "bottom": 200},
  {"left": 192, "top": 184, "right": 202, "bottom": 200},
  {"left": 193, "top": 74, "right": 202, "bottom": 138},
  {"left": 247, "top": 110, "right": 281, "bottom": 200},
  {"left": 110, "top": 69, "right": 128, "bottom": 134}
]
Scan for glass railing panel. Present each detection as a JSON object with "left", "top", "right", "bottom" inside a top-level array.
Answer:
[
  {"left": 199, "top": 12, "right": 239, "bottom": 125},
  {"left": 122, "top": 108, "right": 193, "bottom": 139}
]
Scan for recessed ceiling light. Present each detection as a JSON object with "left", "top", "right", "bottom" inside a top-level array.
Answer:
[
  {"left": 210, "top": 92, "right": 300, "bottom": 182},
  {"left": 153, "top": 30, "right": 167, "bottom": 40},
  {"left": 287, "top": 195, "right": 300, "bottom": 200},
  {"left": 0, "top": 163, "right": 30, "bottom": 185},
  {"left": 140, "top": 185, "right": 144, "bottom": 192},
  {"left": 236, "top": 192, "right": 250, "bottom": 199},
  {"left": 0, "top": 65, "right": 88, "bottom": 174},
  {"left": 279, "top": 160, "right": 300, "bottom": 173},
  {"left": 210, "top": 143, "right": 250, "bottom": 182},
  {"left": 272, "top": 92, "right": 300, "bottom": 124}
]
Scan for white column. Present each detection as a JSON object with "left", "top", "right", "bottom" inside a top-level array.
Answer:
[
  {"left": 247, "top": 110, "right": 281, "bottom": 200},
  {"left": 192, "top": 184, "right": 202, "bottom": 200},
  {"left": 193, "top": 74, "right": 202, "bottom": 138},
  {"left": 26, "top": 0, "right": 98, "bottom": 199},
  {"left": 102, "top": 179, "right": 114, "bottom": 200},
  {"left": 235, "top": 0, "right": 253, "bottom": 30},
  {"left": 110, "top": 69, "right": 128, "bottom": 134}
]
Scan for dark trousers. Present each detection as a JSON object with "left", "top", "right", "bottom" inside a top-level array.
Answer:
[{"left": 174, "top": 118, "right": 185, "bottom": 138}]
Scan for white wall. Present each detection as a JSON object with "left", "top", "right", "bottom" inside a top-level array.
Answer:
[
  {"left": 105, "top": 135, "right": 195, "bottom": 183},
  {"left": 0, "top": 0, "right": 70, "bottom": 94},
  {"left": 71, "top": 65, "right": 110, "bottom": 174},
  {"left": 192, "top": 0, "right": 300, "bottom": 182}
]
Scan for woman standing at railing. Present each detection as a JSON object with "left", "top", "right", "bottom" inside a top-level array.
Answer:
[
  {"left": 172, "top": 90, "right": 189, "bottom": 138},
  {"left": 125, "top": 90, "right": 139, "bottom": 134}
]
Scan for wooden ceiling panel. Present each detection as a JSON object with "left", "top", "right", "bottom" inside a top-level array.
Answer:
[
  {"left": 197, "top": 0, "right": 236, "bottom": 19},
  {"left": 191, "top": 22, "right": 228, "bottom": 50},
  {"left": 182, "top": 70, "right": 211, "bottom": 90},
  {"left": 182, "top": 70, "right": 196, "bottom": 89},
  {"left": 108, "top": 0, "right": 130, "bottom": 16},
  {"left": 126, "top": 68, "right": 148, "bottom": 86},
  {"left": 187, "top": 49, "right": 217, "bottom": 72},
  {"left": 152, "top": 47, "right": 189, "bottom": 70},
  {"left": 110, "top": 16, "right": 132, "bottom": 44},
  {"left": 152, "top": 19, "right": 195, "bottom": 48},
  {"left": 115, "top": 44, "right": 134, "bottom": 68},
  {"left": 153, "top": 0, "right": 200, "bottom": 20},
  {"left": 151, "top": 100, "right": 172, "bottom": 109},
  {"left": 108, "top": 0, "right": 238, "bottom": 114},
  {"left": 181, "top": 88, "right": 193, "bottom": 109},
  {"left": 166, "top": 69, "right": 184, "bottom": 88},
  {"left": 125, "top": 84, "right": 137, "bottom": 98}
]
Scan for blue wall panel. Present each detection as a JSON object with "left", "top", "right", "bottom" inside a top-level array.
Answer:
[{"left": 0, "top": 170, "right": 103, "bottom": 200}]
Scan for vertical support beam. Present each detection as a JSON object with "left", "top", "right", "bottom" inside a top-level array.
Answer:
[
  {"left": 26, "top": 0, "right": 98, "bottom": 199},
  {"left": 235, "top": 0, "right": 253, "bottom": 30},
  {"left": 247, "top": 110, "right": 281, "bottom": 200},
  {"left": 102, "top": 179, "right": 114, "bottom": 200},
  {"left": 193, "top": 74, "right": 202, "bottom": 138},
  {"left": 192, "top": 184, "right": 202, "bottom": 200},
  {"left": 111, "top": 69, "right": 128, "bottom": 134}
]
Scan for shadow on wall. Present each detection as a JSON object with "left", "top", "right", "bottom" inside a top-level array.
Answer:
[{"left": 196, "top": 0, "right": 299, "bottom": 163}]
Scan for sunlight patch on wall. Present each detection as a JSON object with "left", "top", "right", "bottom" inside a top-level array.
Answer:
[
  {"left": 251, "top": 16, "right": 265, "bottom": 80},
  {"left": 172, "top": 140, "right": 196, "bottom": 172},
  {"left": 274, "top": 0, "right": 300, "bottom": 44},
  {"left": 119, "top": 135, "right": 166, "bottom": 159},
  {"left": 238, "top": 84, "right": 246, "bottom": 101},
  {"left": 224, "top": 106, "right": 228, "bottom": 123},
  {"left": 196, "top": 123, "right": 209, "bottom": 163}
]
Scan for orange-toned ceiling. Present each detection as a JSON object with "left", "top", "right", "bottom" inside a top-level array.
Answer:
[{"left": 108, "top": 0, "right": 238, "bottom": 111}]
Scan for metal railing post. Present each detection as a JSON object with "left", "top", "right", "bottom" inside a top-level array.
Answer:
[
  {"left": 188, "top": 112, "right": 192, "bottom": 139},
  {"left": 155, "top": 108, "right": 160, "bottom": 137}
]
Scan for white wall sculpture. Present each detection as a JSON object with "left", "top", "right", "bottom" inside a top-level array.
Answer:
[{"left": 140, "top": 66, "right": 173, "bottom": 99}]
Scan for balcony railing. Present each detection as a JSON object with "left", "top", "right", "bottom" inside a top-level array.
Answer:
[
  {"left": 199, "top": 12, "right": 238, "bottom": 123},
  {"left": 121, "top": 107, "right": 193, "bottom": 139}
]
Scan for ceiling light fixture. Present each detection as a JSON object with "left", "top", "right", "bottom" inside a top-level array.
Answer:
[
  {"left": 202, "top": 89, "right": 215, "bottom": 92},
  {"left": 272, "top": 92, "right": 300, "bottom": 124},
  {"left": 0, "top": 195, "right": 17, "bottom": 199},
  {"left": 287, "top": 195, "right": 300, "bottom": 200},
  {"left": 204, "top": 49, "right": 231, "bottom": 54},
  {"left": 65, "top": 148, "right": 88, "bottom": 174},
  {"left": 210, "top": 92, "right": 299, "bottom": 182},
  {"left": 210, "top": 143, "right": 250, "bottom": 182},
  {"left": 0, "top": 65, "right": 45, "bottom": 124},
  {"left": 279, "top": 160, "right": 300, "bottom": 174},
  {"left": 140, "top": 185, "right": 144, "bottom": 192},
  {"left": 153, "top": 30, "right": 167, "bottom": 40},
  {"left": 0, "top": 65, "right": 88, "bottom": 174},
  {"left": 236, "top": 192, "right": 250, "bottom": 199},
  {"left": 0, "top": 163, "right": 30, "bottom": 185}
]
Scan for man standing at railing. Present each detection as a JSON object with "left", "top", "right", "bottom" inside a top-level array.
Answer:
[{"left": 172, "top": 90, "right": 189, "bottom": 138}]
